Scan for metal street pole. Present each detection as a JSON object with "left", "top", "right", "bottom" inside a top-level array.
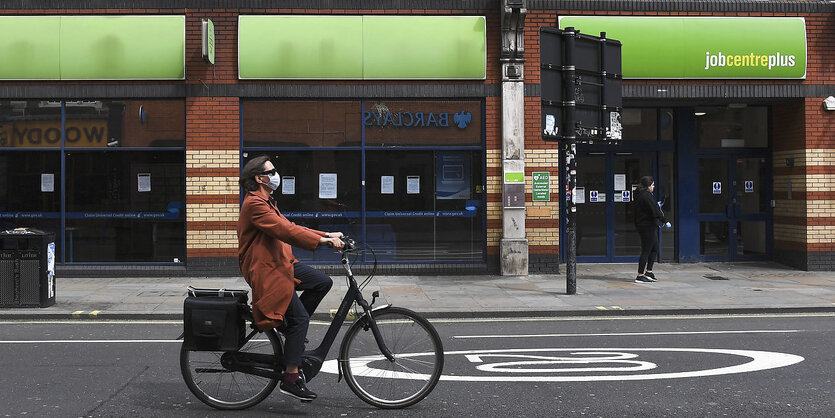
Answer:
[{"left": 564, "top": 29, "right": 577, "bottom": 295}]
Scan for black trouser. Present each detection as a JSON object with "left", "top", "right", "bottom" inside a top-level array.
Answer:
[
  {"left": 282, "top": 263, "right": 333, "bottom": 367},
  {"left": 637, "top": 228, "right": 659, "bottom": 275}
]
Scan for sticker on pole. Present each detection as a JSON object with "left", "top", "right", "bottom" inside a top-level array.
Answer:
[{"left": 544, "top": 114, "right": 558, "bottom": 136}]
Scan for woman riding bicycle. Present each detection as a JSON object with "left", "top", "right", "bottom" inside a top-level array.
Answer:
[{"left": 237, "top": 155, "right": 344, "bottom": 402}]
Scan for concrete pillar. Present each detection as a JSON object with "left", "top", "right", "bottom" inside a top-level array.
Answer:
[{"left": 500, "top": 63, "right": 528, "bottom": 275}]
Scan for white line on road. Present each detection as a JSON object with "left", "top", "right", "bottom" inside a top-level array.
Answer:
[
  {"left": 453, "top": 329, "right": 801, "bottom": 339},
  {"left": 0, "top": 339, "right": 182, "bottom": 344}
]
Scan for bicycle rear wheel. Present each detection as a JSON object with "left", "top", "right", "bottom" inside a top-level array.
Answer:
[
  {"left": 339, "top": 307, "right": 444, "bottom": 409},
  {"left": 180, "top": 328, "right": 282, "bottom": 410}
]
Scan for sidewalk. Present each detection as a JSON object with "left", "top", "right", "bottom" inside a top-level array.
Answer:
[{"left": 2, "top": 262, "right": 834, "bottom": 320}]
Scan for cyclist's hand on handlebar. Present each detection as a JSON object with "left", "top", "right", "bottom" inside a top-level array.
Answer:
[
  {"left": 320, "top": 236, "right": 345, "bottom": 250},
  {"left": 327, "top": 232, "right": 344, "bottom": 239}
]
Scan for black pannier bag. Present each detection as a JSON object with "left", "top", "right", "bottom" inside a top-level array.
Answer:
[{"left": 182, "top": 287, "right": 249, "bottom": 351}]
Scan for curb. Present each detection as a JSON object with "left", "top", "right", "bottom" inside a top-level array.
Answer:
[{"left": 1, "top": 306, "right": 833, "bottom": 321}]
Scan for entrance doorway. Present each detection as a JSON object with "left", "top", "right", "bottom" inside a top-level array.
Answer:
[
  {"left": 571, "top": 150, "right": 673, "bottom": 262},
  {"left": 696, "top": 155, "right": 771, "bottom": 260}
]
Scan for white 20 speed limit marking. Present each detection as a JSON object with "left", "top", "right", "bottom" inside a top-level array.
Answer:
[{"left": 321, "top": 348, "right": 804, "bottom": 382}]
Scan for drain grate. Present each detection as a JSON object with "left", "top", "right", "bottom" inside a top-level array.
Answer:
[{"left": 704, "top": 275, "right": 729, "bottom": 281}]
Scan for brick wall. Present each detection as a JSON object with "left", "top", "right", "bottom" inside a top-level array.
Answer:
[{"left": 185, "top": 97, "right": 240, "bottom": 260}]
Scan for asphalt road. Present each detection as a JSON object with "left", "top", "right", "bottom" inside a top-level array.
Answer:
[{"left": 0, "top": 313, "right": 832, "bottom": 417}]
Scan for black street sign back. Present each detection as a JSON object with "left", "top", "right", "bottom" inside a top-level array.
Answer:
[{"left": 540, "top": 27, "right": 622, "bottom": 143}]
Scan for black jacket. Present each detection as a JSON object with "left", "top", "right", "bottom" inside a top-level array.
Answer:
[{"left": 633, "top": 188, "right": 666, "bottom": 230}]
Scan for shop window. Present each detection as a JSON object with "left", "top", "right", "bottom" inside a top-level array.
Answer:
[
  {"left": 64, "top": 150, "right": 185, "bottom": 262},
  {"left": 241, "top": 150, "right": 362, "bottom": 262},
  {"left": 0, "top": 101, "right": 62, "bottom": 149},
  {"left": 364, "top": 101, "right": 481, "bottom": 147},
  {"left": 243, "top": 101, "right": 362, "bottom": 148},
  {"left": 1, "top": 100, "right": 186, "bottom": 263},
  {"left": 696, "top": 106, "right": 768, "bottom": 148},
  {"left": 365, "top": 150, "right": 483, "bottom": 261},
  {"left": 63, "top": 100, "right": 185, "bottom": 148},
  {"left": 241, "top": 99, "right": 486, "bottom": 263},
  {"left": 621, "top": 108, "right": 657, "bottom": 141},
  {"left": 0, "top": 150, "right": 62, "bottom": 257}
]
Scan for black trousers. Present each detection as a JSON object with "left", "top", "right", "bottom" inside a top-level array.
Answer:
[
  {"left": 637, "top": 228, "right": 659, "bottom": 275},
  {"left": 281, "top": 263, "right": 333, "bottom": 367}
]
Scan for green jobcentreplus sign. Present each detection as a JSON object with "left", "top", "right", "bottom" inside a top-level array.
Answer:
[{"left": 532, "top": 171, "right": 550, "bottom": 202}]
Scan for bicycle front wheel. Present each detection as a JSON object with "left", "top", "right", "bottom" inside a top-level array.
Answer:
[
  {"left": 339, "top": 307, "right": 444, "bottom": 409},
  {"left": 180, "top": 328, "right": 282, "bottom": 410}
]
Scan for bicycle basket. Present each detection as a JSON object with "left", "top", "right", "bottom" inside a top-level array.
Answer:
[{"left": 182, "top": 287, "right": 249, "bottom": 351}]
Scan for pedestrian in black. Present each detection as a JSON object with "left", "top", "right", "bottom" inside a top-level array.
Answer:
[{"left": 633, "top": 176, "right": 667, "bottom": 283}]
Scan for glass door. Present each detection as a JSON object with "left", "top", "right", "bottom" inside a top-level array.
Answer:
[
  {"left": 613, "top": 152, "right": 656, "bottom": 260},
  {"left": 697, "top": 155, "right": 770, "bottom": 260},
  {"left": 575, "top": 154, "right": 606, "bottom": 258},
  {"left": 572, "top": 151, "right": 665, "bottom": 262}
]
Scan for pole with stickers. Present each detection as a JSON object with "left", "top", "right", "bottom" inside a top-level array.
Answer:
[{"left": 541, "top": 27, "right": 622, "bottom": 294}]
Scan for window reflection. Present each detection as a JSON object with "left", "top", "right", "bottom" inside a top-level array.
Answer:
[{"left": 696, "top": 106, "right": 767, "bottom": 148}]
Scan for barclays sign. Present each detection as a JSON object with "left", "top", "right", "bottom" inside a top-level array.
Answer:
[{"left": 363, "top": 110, "right": 472, "bottom": 129}]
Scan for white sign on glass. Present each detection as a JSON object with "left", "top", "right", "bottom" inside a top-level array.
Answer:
[
  {"left": 41, "top": 173, "right": 54, "bottom": 192},
  {"left": 381, "top": 176, "right": 394, "bottom": 194},
  {"left": 137, "top": 173, "right": 151, "bottom": 192},
  {"left": 614, "top": 174, "right": 626, "bottom": 191},
  {"left": 282, "top": 176, "right": 295, "bottom": 195},
  {"left": 574, "top": 187, "right": 586, "bottom": 204},
  {"left": 319, "top": 173, "right": 337, "bottom": 199},
  {"left": 407, "top": 176, "right": 420, "bottom": 194}
]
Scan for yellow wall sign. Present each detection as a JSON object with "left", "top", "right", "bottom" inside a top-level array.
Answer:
[{"left": 0, "top": 119, "right": 108, "bottom": 148}]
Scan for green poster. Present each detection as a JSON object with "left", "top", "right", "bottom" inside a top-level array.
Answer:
[{"left": 532, "top": 172, "right": 550, "bottom": 202}]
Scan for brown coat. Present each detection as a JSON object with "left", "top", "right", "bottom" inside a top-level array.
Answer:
[{"left": 237, "top": 191, "right": 325, "bottom": 330}]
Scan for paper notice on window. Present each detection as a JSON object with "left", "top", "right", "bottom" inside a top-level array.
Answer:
[
  {"left": 282, "top": 176, "right": 295, "bottom": 195},
  {"left": 41, "top": 173, "right": 54, "bottom": 192},
  {"left": 597, "top": 192, "right": 607, "bottom": 202},
  {"left": 137, "top": 173, "right": 151, "bottom": 192},
  {"left": 381, "top": 176, "right": 394, "bottom": 194},
  {"left": 319, "top": 173, "right": 337, "bottom": 199},
  {"left": 574, "top": 187, "right": 586, "bottom": 204},
  {"left": 614, "top": 174, "right": 626, "bottom": 191},
  {"left": 407, "top": 176, "right": 420, "bottom": 194}
]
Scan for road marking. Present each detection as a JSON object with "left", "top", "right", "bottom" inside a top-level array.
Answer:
[
  {"left": 89, "top": 310, "right": 101, "bottom": 317},
  {"left": 321, "top": 347, "right": 805, "bottom": 382},
  {"left": 611, "top": 306, "right": 624, "bottom": 310},
  {"left": 71, "top": 311, "right": 84, "bottom": 317},
  {"left": 595, "top": 306, "right": 607, "bottom": 310},
  {"left": 429, "top": 312, "right": 835, "bottom": 323},
  {"left": 453, "top": 329, "right": 801, "bottom": 339},
  {"left": 0, "top": 339, "right": 181, "bottom": 344}
]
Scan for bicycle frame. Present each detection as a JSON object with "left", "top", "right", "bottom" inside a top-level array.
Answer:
[
  {"left": 225, "top": 245, "right": 394, "bottom": 383},
  {"left": 301, "top": 250, "right": 394, "bottom": 382}
]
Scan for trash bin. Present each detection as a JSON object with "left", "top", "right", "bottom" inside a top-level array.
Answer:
[{"left": 0, "top": 228, "right": 56, "bottom": 308}]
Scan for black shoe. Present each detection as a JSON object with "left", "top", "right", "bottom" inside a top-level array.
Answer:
[
  {"left": 635, "top": 275, "right": 654, "bottom": 283},
  {"left": 644, "top": 271, "right": 657, "bottom": 281},
  {"left": 280, "top": 377, "right": 317, "bottom": 402}
]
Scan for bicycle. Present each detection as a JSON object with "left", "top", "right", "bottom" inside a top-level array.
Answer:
[{"left": 180, "top": 237, "right": 444, "bottom": 410}]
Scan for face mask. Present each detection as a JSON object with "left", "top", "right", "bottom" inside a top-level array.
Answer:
[{"left": 264, "top": 173, "right": 281, "bottom": 191}]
